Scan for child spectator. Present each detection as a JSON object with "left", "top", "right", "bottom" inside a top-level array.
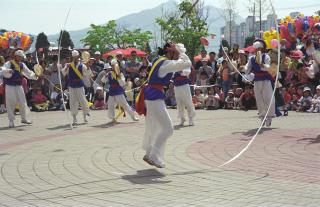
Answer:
[
  {"left": 225, "top": 90, "right": 235, "bottom": 109},
  {"left": 307, "top": 85, "right": 320, "bottom": 113},
  {"left": 204, "top": 87, "right": 220, "bottom": 110},
  {"left": 91, "top": 87, "right": 106, "bottom": 110},
  {"left": 240, "top": 85, "right": 256, "bottom": 111},
  {"left": 192, "top": 88, "right": 205, "bottom": 109},
  {"left": 196, "top": 72, "right": 209, "bottom": 94},
  {"left": 234, "top": 88, "right": 243, "bottom": 109},
  {"left": 31, "top": 89, "right": 49, "bottom": 112},
  {"left": 297, "top": 87, "right": 312, "bottom": 112},
  {"left": 218, "top": 60, "right": 233, "bottom": 99}
]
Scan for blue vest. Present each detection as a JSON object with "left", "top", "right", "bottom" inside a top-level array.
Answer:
[
  {"left": 3, "top": 61, "right": 24, "bottom": 86},
  {"left": 68, "top": 63, "right": 84, "bottom": 88},
  {"left": 144, "top": 57, "right": 172, "bottom": 100},
  {"left": 250, "top": 54, "right": 272, "bottom": 81},
  {"left": 173, "top": 71, "right": 190, "bottom": 87},
  {"left": 108, "top": 73, "right": 124, "bottom": 96}
]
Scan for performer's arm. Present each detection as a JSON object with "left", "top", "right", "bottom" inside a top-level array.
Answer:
[
  {"left": 21, "top": 63, "right": 37, "bottom": 80},
  {"left": 260, "top": 55, "right": 271, "bottom": 71},
  {"left": 61, "top": 64, "right": 69, "bottom": 76},
  {"left": 158, "top": 53, "right": 192, "bottom": 77},
  {"left": 118, "top": 73, "right": 125, "bottom": 87},
  {"left": 244, "top": 57, "right": 253, "bottom": 74}
]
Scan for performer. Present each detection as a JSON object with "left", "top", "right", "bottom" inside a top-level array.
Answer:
[
  {"left": 172, "top": 64, "right": 196, "bottom": 126},
  {"left": 107, "top": 59, "right": 139, "bottom": 122},
  {"left": 245, "top": 39, "right": 275, "bottom": 126},
  {"left": 2, "top": 50, "right": 38, "bottom": 128},
  {"left": 62, "top": 50, "right": 90, "bottom": 125},
  {"left": 136, "top": 43, "right": 192, "bottom": 168}
]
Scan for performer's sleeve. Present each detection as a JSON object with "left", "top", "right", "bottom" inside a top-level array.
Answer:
[
  {"left": 181, "top": 67, "right": 191, "bottom": 76},
  {"left": 244, "top": 57, "right": 253, "bottom": 74},
  {"left": 261, "top": 55, "right": 271, "bottom": 71},
  {"left": 22, "top": 63, "right": 37, "bottom": 80},
  {"left": 4, "top": 61, "right": 11, "bottom": 69},
  {"left": 118, "top": 73, "right": 125, "bottom": 87},
  {"left": 158, "top": 53, "right": 192, "bottom": 78},
  {"left": 61, "top": 65, "right": 68, "bottom": 76}
]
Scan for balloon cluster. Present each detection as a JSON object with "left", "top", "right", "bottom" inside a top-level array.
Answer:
[
  {"left": 0, "top": 31, "right": 33, "bottom": 50},
  {"left": 278, "top": 14, "right": 320, "bottom": 48},
  {"left": 263, "top": 29, "right": 278, "bottom": 49}
]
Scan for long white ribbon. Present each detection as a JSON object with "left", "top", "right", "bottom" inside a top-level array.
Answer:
[{"left": 219, "top": 0, "right": 281, "bottom": 167}]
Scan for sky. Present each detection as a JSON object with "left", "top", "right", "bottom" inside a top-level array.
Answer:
[{"left": 1, "top": 0, "right": 320, "bottom": 35}]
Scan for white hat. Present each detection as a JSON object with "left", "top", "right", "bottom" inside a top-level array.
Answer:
[
  {"left": 134, "top": 77, "right": 140, "bottom": 84},
  {"left": 103, "top": 63, "right": 112, "bottom": 69},
  {"left": 94, "top": 51, "right": 101, "bottom": 55},
  {"left": 253, "top": 41, "right": 263, "bottom": 49},
  {"left": 14, "top": 50, "right": 26, "bottom": 59},
  {"left": 316, "top": 85, "right": 320, "bottom": 90},
  {"left": 96, "top": 86, "right": 103, "bottom": 91},
  {"left": 71, "top": 50, "right": 79, "bottom": 57},
  {"left": 303, "top": 87, "right": 311, "bottom": 92},
  {"left": 239, "top": 50, "right": 245, "bottom": 54}
]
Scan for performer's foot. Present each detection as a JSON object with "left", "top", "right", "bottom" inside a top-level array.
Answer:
[
  {"left": 21, "top": 119, "right": 32, "bottom": 124},
  {"left": 143, "top": 155, "right": 154, "bottom": 166},
  {"left": 266, "top": 119, "right": 272, "bottom": 127},
  {"left": 83, "top": 114, "right": 89, "bottom": 123},
  {"left": 179, "top": 118, "right": 185, "bottom": 126},
  {"left": 9, "top": 121, "right": 14, "bottom": 128},
  {"left": 189, "top": 118, "right": 194, "bottom": 126},
  {"left": 131, "top": 116, "right": 139, "bottom": 121},
  {"left": 72, "top": 116, "right": 78, "bottom": 125},
  {"left": 149, "top": 155, "right": 166, "bottom": 168}
]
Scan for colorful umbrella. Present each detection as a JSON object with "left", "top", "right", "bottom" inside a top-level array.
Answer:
[{"left": 124, "top": 48, "right": 147, "bottom": 57}]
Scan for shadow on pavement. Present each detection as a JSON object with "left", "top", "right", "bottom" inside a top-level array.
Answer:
[
  {"left": 297, "top": 135, "right": 320, "bottom": 145},
  {"left": 174, "top": 125, "right": 189, "bottom": 130},
  {"left": 232, "top": 127, "right": 277, "bottom": 138},
  {"left": 122, "top": 169, "right": 171, "bottom": 184}
]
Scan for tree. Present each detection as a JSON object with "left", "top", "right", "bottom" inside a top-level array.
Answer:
[
  {"left": 156, "top": 0, "right": 208, "bottom": 60},
  {"left": 58, "top": 30, "right": 74, "bottom": 49},
  {"left": 244, "top": 35, "right": 255, "bottom": 47},
  {"left": 316, "top": 10, "right": 320, "bottom": 16},
  {"left": 222, "top": 0, "right": 237, "bottom": 46},
  {"left": 81, "top": 20, "right": 153, "bottom": 53},
  {"left": 35, "top": 32, "right": 50, "bottom": 50}
]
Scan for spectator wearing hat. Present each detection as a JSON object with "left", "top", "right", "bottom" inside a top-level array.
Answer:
[
  {"left": 92, "top": 51, "right": 105, "bottom": 74},
  {"left": 199, "top": 58, "right": 214, "bottom": 80},
  {"left": 245, "top": 39, "right": 274, "bottom": 126},
  {"left": 2, "top": 50, "right": 38, "bottom": 128},
  {"left": 94, "top": 63, "right": 112, "bottom": 92},
  {"left": 62, "top": 50, "right": 91, "bottom": 125},
  {"left": 297, "top": 87, "right": 313, "bottom": 112},
  {"left": 307, "top": 85, "right": 320, "bottom": 113},
  {"left": 225, "top": 90, "right": 235, "bottom": 109},
  {"left": 91, "top": 87, "right": 105, "bottom": 110}
]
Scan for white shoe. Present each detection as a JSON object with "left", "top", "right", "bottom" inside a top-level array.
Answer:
[
  {"left": 179, "top": 118, "right": 185, "bottom": 126},
  {"left": 189, "top": 118, "right": 194, "bottom": 126},
  {"left": 149, "top": 155, "right": 166, "bottom": 168},
  {"left": 265, "top": 119, "right": 272, "bottom": 127},
  {"left": 313, "top": 108, "right": 319, "bottom": 113},
  {"left": 9, "top": 121, "right": 14, "bottom": 128},
  {"left": 72, "top": 116, "right": 78, "bottom": 125},
  {"left": 21, "top": 120, "right": 32, "bottom": 124},
  {"left": 83, "top": 114, "right": 89, "bottom": 123},
  {"left": 131, "top": 116, "right": 139, "bottom": 121}
]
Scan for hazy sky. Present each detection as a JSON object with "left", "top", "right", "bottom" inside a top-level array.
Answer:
[{"left": 1, "top": 0, "right": 320, "bottom": 35}]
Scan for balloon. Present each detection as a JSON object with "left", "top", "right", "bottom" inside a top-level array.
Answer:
[
  {"left": 200, "top": 37, "right": 209, "bottom": 46},
  {"left": 308, "top": 16, "right": 315, "bottom": 28},
  {"left": 295, "top": 18, "right": 303, "bottom": 36},
  {"left": 303, "top": 20, "right": 309, "bottom": 32},
  {"left": 280, "top": 25, "right": 289, "bottom": 40},
  {"left": 271, "top": 39, "right": 278, "bottom": 48},
  {"left": 288, "top": 22, "right": 295, "bottom": 35}
]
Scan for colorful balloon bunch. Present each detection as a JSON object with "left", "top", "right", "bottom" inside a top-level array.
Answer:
[
  {"left": 278, "top": 14, "right": 320, "bottom": 48},
  {"left": 263, "top": 29, "right": 278, "bottom": 49},
  {"left": 0, "top": 31, "right": 33, "bottom": 50}
]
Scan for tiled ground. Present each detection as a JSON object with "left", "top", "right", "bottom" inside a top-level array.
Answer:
[{"left": 0, "top": 109, "right": 319, "bottom": 207}]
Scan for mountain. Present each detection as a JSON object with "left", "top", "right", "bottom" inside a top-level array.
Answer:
[{"left": 46, "top": 0, "right": 244, "bottom": 51}]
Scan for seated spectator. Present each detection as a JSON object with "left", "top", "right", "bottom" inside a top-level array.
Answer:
[
  {"left": 49, "top": 85, "right": 63, "bottom": 111},
  {"left": 213, "top": 84, "right": 224, "bottom": 108},
  {"left": 165, "top": 82, "right": 176, "bottom": 108},
  {"left": 192, "top": 88, "right": 205, "bottom": 109},
  {"left": 240, "top": 85, "right": 256, "bottom": 111},
  {"left": 297, "top": 87, "right": 312, "bottom": 112},
  {"left": 234, "top": 88, "right": 243, "bottom": 110},
  {"left": 205, "top": 87, "right": 220, "bottom": 110},
  {"left": 31, "top": 89, "right": 49, "bottom": 112},
  {"left": 308, "top": 85, "right": 320, "bottom": 113},
  {"left": 91, "top": 87, "right": 105, "bottom": 110},
  {"left": 225, "top": 90, "right": 235, "bottom": 109}
]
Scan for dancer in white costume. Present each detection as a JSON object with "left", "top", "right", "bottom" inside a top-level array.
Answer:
[
  {"left": 136, "top": 43, "right": 192, "bottom": 168},
  {"left": 107, "top": 60, "right": 139, "bottom": 122},
  {"left": 245, "top": 39, "right": 275, "bottom": 126},
  {"left": 2, "top": 50, "right": 37, "bottom": 128},
  {"left": 172, "top": 64, "right": 196, "bottom": 126},
  {"left": 62, "top": 50, "right": 90, "bottom": 125}
]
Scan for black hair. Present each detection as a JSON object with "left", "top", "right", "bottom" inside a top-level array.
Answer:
[
  {"left": 157, "top": 42, "right": 171, "bottom": 56},
  {"left": 209, "top": 52, "right": 216, "bottom": 56}
]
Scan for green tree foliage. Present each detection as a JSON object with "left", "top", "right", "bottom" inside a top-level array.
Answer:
[
  {"left": 35, "top": 32, "right": 50, "bottom": 50},
  {"left": 156, "top": 0, "right": 208, "bottom": 60},
  {"left": 58, "top": 30, "right": 74, "bottom": 49},
  {"left": 244, "top": 35, "right": 255, "bottom": 47},
  {"left": 81, "top": 20, "right": 153, "bottom": 53}
]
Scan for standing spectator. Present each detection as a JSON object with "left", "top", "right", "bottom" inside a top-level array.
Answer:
[
  {"left": 196, "top": 72, "right": 209, "bottom": 94},
  {"left": 115, "top": 51, "right": 126, "bottom": 74},
  {"left": 218, "top": 60, "right": 232, "bottom": 99},
  {"left": 195, "top": 50, "right": 208, "bottom": 70},
  {"left": 92, "top": 51, "right": 105, "bottom": 75},
  {"left": 125, "top": 51, "right": 142, "bottom": 80},
  {"left": 208, "top": 52, "right": 217, "bottom": 74},
  {"left": 199, "top": 59, "right": 214, "bottom": 79}
]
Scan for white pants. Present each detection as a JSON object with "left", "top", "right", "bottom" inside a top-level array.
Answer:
[
  {"left": 174, "top": 84, "right": 196, "bottom": 120},
  {"left": 143, "top": 100, "right": 173, "bottom": 161},
  {"left": 69, "top": 87, "right": 89, "bottom": 117},
  {"left": 107, "top": 94, "right": 135, "bottom": 119},
  {"left": 5, "top": 85, "right": 28, "bottom": 122},
  {"left": 254, "top": 80, "right": 275, "bottom": 120}
]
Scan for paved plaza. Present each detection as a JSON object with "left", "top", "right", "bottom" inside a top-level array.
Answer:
[{"left": 0, "top": 109, "right": 319, "bottom": 207}]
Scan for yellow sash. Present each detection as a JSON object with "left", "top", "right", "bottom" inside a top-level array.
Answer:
[
  {"left": 11, "top": 60, "right": 21, "bottom": 73},
  {"left": 70, "top": 62, "right": 83, "bottom": 79},
  {"left": 111, "top": 71, "right": 118, "bottom": 80},
  {"left": 147, "top": 56, "right": 168, "bottom": 81}
]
